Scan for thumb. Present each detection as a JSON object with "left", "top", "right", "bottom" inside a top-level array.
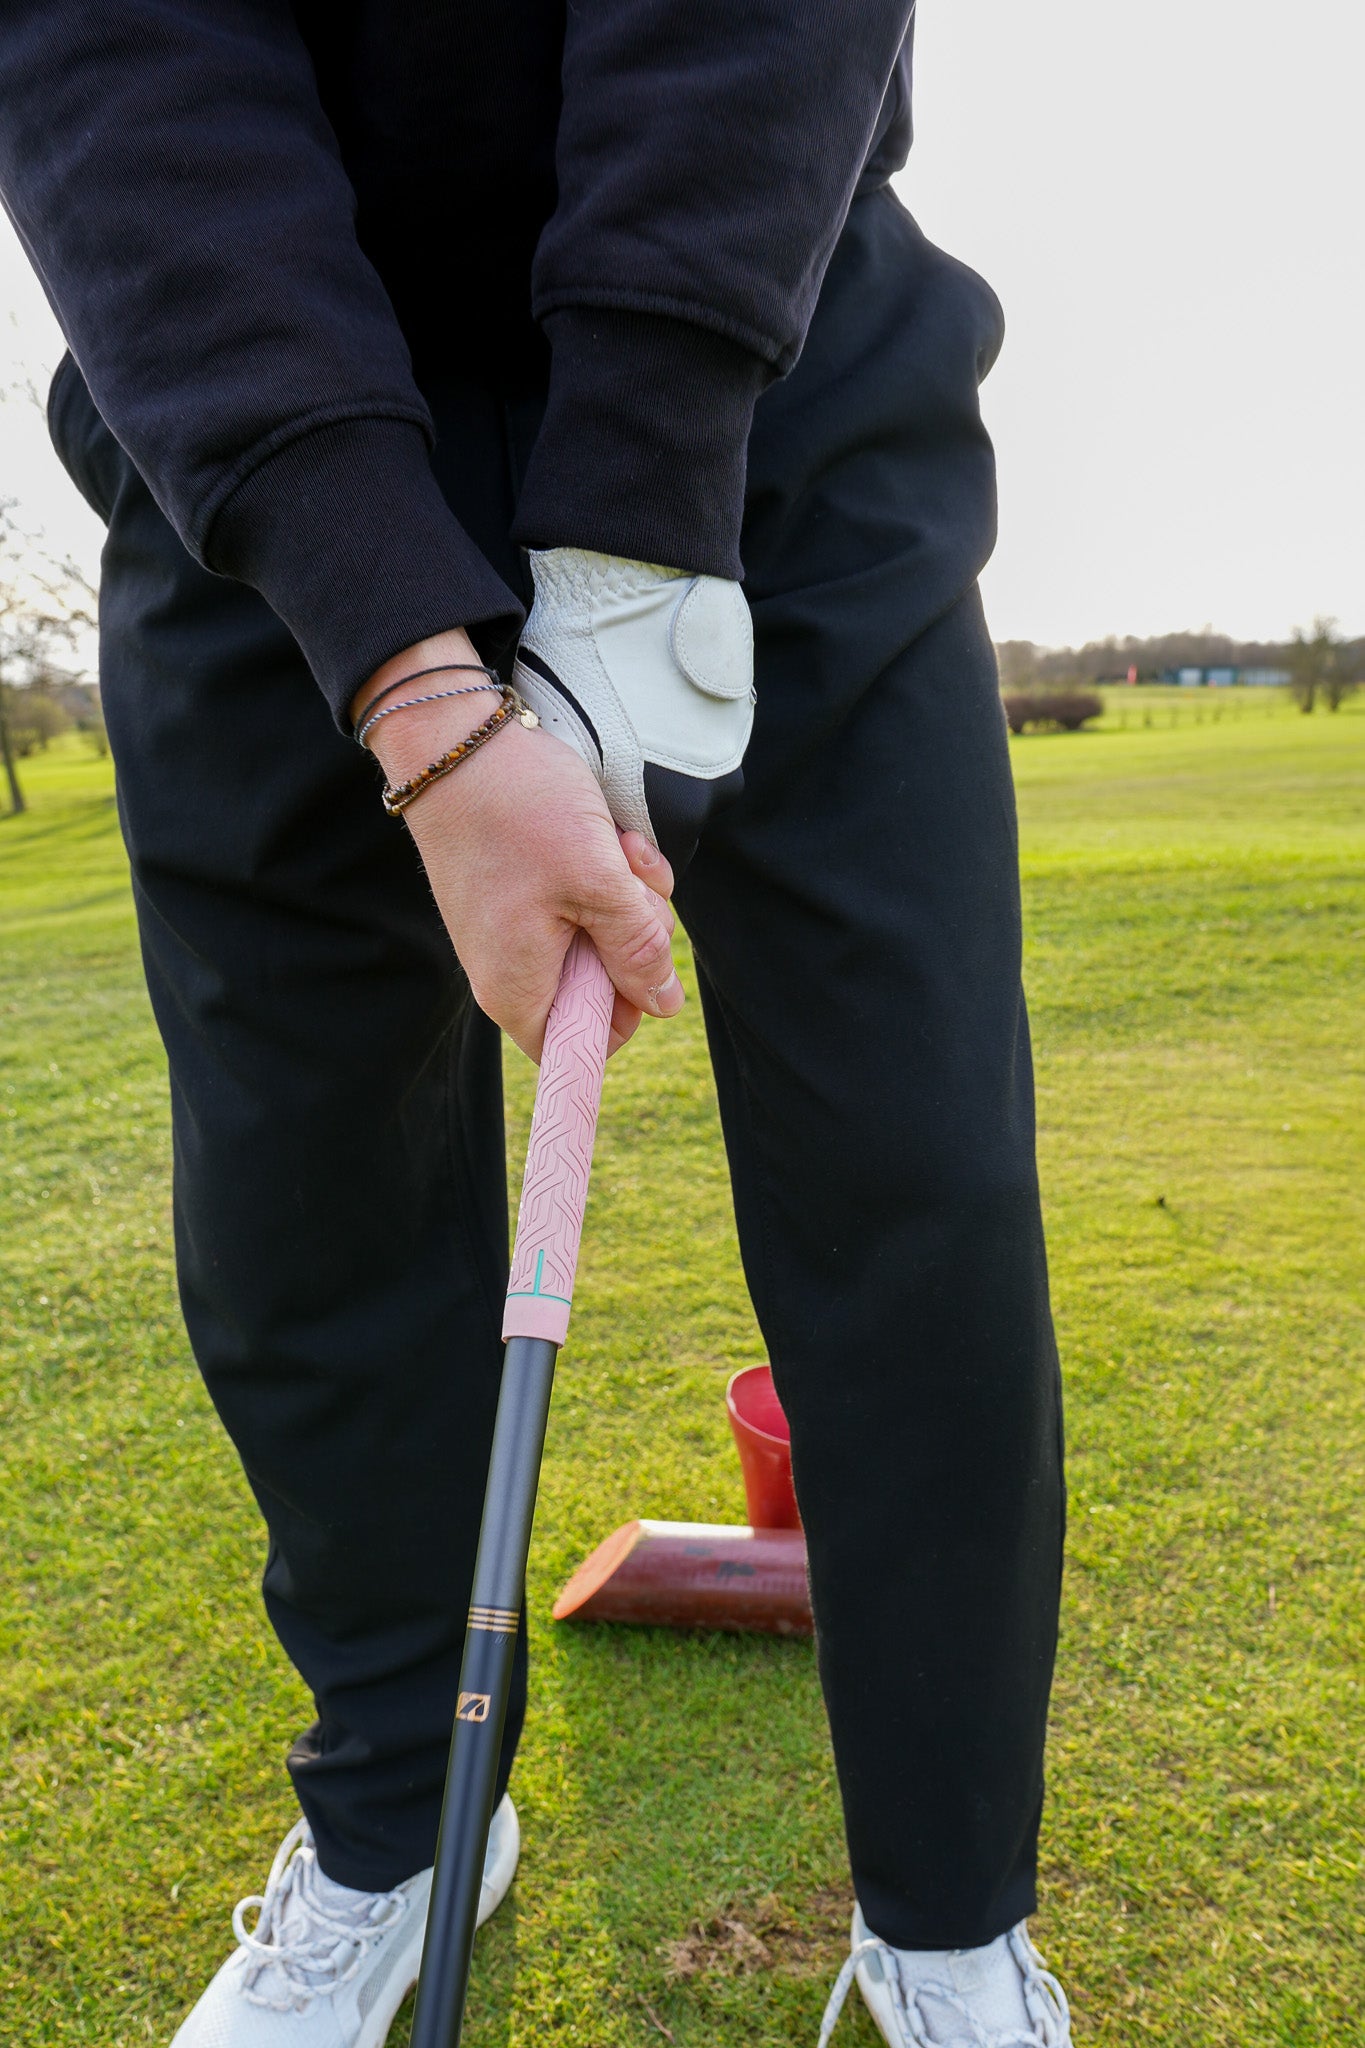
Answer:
[{"left": 577, "top": 867, "right": 685, "bottom": 1022}]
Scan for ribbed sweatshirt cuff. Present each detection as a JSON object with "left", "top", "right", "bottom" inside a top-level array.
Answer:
[
  {"left": 207, "top": 417, "right": 524, "bottom": 729},
  {"left": 512, "top": 309, "right": 770, "bottom": 579}
]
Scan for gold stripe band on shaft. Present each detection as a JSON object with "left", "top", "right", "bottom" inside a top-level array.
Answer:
[{"left": 467, "top": 1605, "right": 520, "bottom": 1633}]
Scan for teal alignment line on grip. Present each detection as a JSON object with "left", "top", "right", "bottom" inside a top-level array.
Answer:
[
  {"left": 501, "top": 934, "right": 614, "bottom": 1346},
  {"left": 505, "top": 1248, "right": 572, "bottom": 1307}
]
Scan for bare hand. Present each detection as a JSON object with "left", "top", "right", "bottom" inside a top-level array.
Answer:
[{"left": 352, "top": 631, "right": 683, "bottom": 1062}]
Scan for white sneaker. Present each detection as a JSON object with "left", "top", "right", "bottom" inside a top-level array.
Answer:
[
  {"left": 817, "top": 1903, "right": 1071, "bottom": 2047},
  {"left": 171, "top": 1795, "right": 520, "bottom": 2047}
]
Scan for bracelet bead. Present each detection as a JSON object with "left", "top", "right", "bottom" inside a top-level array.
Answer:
[{"left": 379, "top": 687, "right": 539, "bottom": 816}]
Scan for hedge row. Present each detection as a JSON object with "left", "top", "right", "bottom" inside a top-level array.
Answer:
[{"left": 1002, "top": 688, "right": 1105, "bottom": 735}]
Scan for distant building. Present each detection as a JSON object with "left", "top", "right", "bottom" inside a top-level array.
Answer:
[{"left": 1160, "top": 665, "right": 1291, "bottom": 688}]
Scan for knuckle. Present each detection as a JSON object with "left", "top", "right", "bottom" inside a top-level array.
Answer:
[{"left": 622, "top": 923, "right": 671, "bottom": 975}]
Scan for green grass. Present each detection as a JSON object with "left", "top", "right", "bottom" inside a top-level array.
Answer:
[{"left": 2, "top": 707, "right": 1363, "bottom": 2046}]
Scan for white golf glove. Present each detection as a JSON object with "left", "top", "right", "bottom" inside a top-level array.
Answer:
[{"left": 513, "top": 547, "right": 755, "bottom": 869}]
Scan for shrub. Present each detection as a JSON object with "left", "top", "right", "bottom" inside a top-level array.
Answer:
[{"left": 1002, "top": 687, "right": 1104, "bottom": 735}]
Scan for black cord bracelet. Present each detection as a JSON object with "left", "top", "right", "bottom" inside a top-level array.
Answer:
[{"left": 351, "top": 662, "right": 502, "bottom": 737}]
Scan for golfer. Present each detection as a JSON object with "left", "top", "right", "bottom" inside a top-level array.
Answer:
[{"left": 1, "top": 6, "right": 1071, "bottom": 2043}]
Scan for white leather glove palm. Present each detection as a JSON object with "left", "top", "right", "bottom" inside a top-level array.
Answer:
[{"left": 513, "top": 547, "right": 755, "bottom": 870}]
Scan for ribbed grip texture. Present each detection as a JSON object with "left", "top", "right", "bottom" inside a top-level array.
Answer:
[{"left": 501, "top": 934, "right": 614, "bottom": 1344}]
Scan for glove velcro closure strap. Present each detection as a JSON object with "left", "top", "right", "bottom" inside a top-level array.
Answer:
[{"left": 671, "top": 577, "right": 754, "bottom": 700}]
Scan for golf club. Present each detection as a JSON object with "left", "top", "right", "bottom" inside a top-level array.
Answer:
[{"left": 408, "top": 929, "right": 614, "bottom": 2048}]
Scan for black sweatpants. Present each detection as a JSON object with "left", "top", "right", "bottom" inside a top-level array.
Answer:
[{"left": 52, "top": 189, "right": 1064, "bottom": 1951}]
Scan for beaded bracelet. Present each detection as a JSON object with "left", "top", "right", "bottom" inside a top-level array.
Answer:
[
  {"left": 350, "top": 662, "right": 503, "bottom": 738},
  {"left": 380, "top": 686, "right": 539, "bottom": 817}
]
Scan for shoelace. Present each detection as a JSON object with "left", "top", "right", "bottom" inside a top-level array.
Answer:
[
  {"left": 230, "top": 1819, "right": 408, "bottom": 2013},
  {"left": 816, "top": 1923, "right": 1071, "bottom": 2048}
]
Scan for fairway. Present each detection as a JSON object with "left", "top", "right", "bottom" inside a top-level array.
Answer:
[{"left": 2, "top": 703, "right": 1363, "bottom": 2045}]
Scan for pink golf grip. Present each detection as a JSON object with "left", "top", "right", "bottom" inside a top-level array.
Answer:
[{"left": 501, "top": 933, "right": 614, "bottom": 1344}]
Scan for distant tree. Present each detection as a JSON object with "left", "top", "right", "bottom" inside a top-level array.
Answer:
[
  {"left": 995, "top": 640, "right": 1039, "bottom": 690},
  {"left": 0, "top": 686, "right": 22, "bottom": 815},
  {"left": 0, "top": 503, "right": 95, "bottom": 814},
  {"left": 6, "top": 688, "right": 71, "bottom": 754},
  {"left": 1287, "top": 617, "right": 1343, "bottom": 714},
  {"left": 1320, "top": 627, "right": 1361, "bottom": 712}
]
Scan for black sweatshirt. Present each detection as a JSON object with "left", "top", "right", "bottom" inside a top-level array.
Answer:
[{"left": 0, "top": 3, "right": 915, "bottom": 724}]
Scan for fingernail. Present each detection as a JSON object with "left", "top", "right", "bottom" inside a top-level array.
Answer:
[
  {"left": 653, "top": 970, "right": 683, "bottom": 1016},
  {"left": 637, "top": 840, "right": 660, "bottom": 869}
]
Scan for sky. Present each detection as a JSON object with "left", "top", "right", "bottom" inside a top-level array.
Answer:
[{"left": 1, "top": 0, "right": 1362, "bottom": 650}]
